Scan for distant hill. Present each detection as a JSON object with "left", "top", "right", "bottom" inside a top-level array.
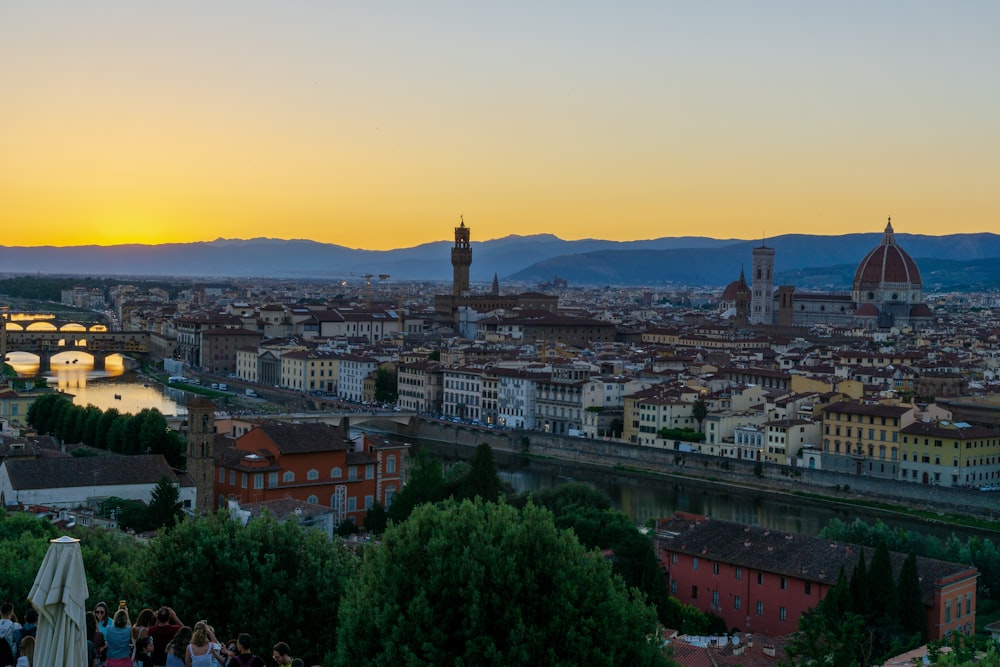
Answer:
[
  {"left": 507, "top": 232, "right": 1000, "bottom": 288},
  {"left": 1, "top": 232, "right": 998, "bottom": 290}
]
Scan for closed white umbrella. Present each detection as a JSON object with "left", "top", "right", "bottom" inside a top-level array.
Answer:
[{"left": 28, "top": 536, "right": 89, "bottom": 667}]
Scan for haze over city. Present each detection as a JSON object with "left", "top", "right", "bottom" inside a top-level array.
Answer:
[{"left": 3, "top": 2, "right": 998, "bottom": 250}]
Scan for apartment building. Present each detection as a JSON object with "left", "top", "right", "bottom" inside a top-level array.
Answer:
[
  {"left": 820, "top": 401, "right": 914, "bottom": 477},
  {"left": 442, "top": 366, "right": 484, "bottom": 422},
  {"left": 279, "top": 349, "right": 340, "bottom": 394},
  {"left": 899, "top": 420, "right": 1000, "bottom": 488},
  {"left": 656, "top": 513, "right": 979, "bottom": 641},
  {"left": 495, "top": 367, "right": 547, "bottom": 429},
  {"left": 214, "top": 421, "right": 377, "bottom": 527}
]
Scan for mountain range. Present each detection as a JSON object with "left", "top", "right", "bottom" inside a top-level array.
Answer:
[{"left": 2, "top": 232, "right": 999, "bottom": 291}]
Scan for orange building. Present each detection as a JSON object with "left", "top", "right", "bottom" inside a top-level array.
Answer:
[
  {"left": 214, "top": 421, "right": 378, "bottom": 527},
  {"left": 655, "top": 513, "right": 978, "bottom": 641}
]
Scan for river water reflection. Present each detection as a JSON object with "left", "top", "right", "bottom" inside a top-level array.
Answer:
[
  {"left": 7, "top": 350, "right": 186, "bottom": 416},
  {"left": 412, "top": 440, "right": 983, "bottom": 541}
]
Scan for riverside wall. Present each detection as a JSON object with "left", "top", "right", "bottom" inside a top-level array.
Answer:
[{"left": 401, "top": 418, "right": 1000, "bottom": 518}]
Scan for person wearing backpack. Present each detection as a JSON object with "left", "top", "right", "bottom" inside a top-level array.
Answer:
[
  {"left": 0, "top": 602, "right": 22, "bottom": 666},
  {"left": 221, "top": 634, "right": 263, "bottom": 667}
]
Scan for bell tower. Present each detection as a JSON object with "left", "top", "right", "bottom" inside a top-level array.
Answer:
[
  {"left": 185, "top": 397, "right": 217, "bottom": 514},
  {"left": 750, "top": 242, "right": 775, "bottom": 325},
  {"left": 451, "top": 215, "right": 472, "bottom": 296}
]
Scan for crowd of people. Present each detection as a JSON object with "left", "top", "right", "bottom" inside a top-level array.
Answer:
[{"left": 1, "top": 600, "right": 312, "bottom": 667}]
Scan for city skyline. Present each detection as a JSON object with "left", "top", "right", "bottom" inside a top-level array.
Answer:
[{"left": 3, "top": 2, "right": 998, "bottom": 250}]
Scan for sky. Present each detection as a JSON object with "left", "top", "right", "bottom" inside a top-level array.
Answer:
[{"left": 2, "top": 2, "right": 998, "bottom": 250}]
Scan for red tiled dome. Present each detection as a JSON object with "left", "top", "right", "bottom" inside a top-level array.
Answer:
[
  {"left": 909, "top": 303, "right": 934, "bottom": 318},
  {"left": 853, "top": 221, "right": 921, "bottom": 288},
  {"left": 856, "top": 303, "right": 880, "bottom": 317},
  {"left": 721, "top": 279, "right": 741, "bottom": 301}
]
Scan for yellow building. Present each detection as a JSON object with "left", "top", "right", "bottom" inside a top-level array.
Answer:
[
  {"left": 899, "top": 420, "right": 1000, "bottom": 488},
  {"left": 820, "top": 401, "right": 914, "bottom": 479}
]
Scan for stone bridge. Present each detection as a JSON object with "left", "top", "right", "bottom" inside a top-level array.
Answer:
[{"left": 2, "top": 327, "right": 151, "bottom": 370}]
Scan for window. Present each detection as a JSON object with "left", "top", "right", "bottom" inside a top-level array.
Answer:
[
  {"left": 253, "top": 474, "right": 263, "bottom": 490},
  {"left": 229, "top": 470, "right": 236, "bottom": 486},
  {"left": 945, "top": 600, "right": 951, "bottom": 623},
  {"left": 306, "top": 495, "right": 318, "bottom": 504},
  {"left": 780, "top": 576, "right": 787, "bottom": 590},
  {"left": 713, "top": 562, "right": 719, "bottom": 575},
  {"left": 756, "top": 601, "right": 764, "bottom": 616},
  {"left": 734, "top": 596, "right": 741, "bottom": 610},
  {"left": 349, "top": 466, "right": 359, "bottom": 481},
  {"left": 386, "top": 455, "right": 396, "bottom": 474},
  {"left": 241, "top": 473, "right": 247, "bottom": 489},
  {"left": 307, "top": 469, "right": 319, "bottom": 481},
  {"left": 268, "top": 472, "right": 278, "bottom": 488},
  {"left": 780, "top": 606, "right": 787, "bottom": 621},
  {"left": 805, "top": 581, "right": 812, "bottom": 595},
  {"left": 757, "top": 572, "right": 764, "bottom": 585},
  {"left": 347, "top": 497, "right": 357, "bottom": 512},
  {"left": 712, "top": 590, "right": 719, "bottom": 606},
  {"left": 331, "top": 467, "right": 342, "bottom": 479},
  {"left": 282, "top": 471, "right": 295, "bottom": 483},
  {"left": 365, "top": 464, "right": 375, "bottom": 480},
  {"left": 691, "top": 586, "right": 698, "bottom": 599},
  {"left": 966, "top": 593, "right": 972, "bottom": 615},
  {"left": 385, "top": 486, "right": 396, "bottom": 506},
  {"left": 692, "top": 557, "right": 699, "bottom": 571},
  {"left": 365, "top": 495, "right": 374, "bottom": 510},
  {"left": 670, "top": 580, "right": 677, "bottom": 594},
  {"left": 219, "top": 468, "right": 225, "bottom": 483},
  {"left": 735, "top": 566, "right": 742, "bottom": 580},
  {"left": 671, "top": 554, "right": 678, "bottom": 566}
]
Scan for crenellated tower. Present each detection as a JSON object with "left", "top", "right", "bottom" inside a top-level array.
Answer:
[{"left": 451, "top": 215, "right": 472, "bottom": 296}]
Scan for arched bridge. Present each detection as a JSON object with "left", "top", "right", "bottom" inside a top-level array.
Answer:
[{"left": 2, "top": 328, "right": 151, "bottom": 370}]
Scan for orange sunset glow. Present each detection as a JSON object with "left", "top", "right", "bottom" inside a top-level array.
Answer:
[{"left": 2, "top": 3, "right": 998, "bottom": 250}]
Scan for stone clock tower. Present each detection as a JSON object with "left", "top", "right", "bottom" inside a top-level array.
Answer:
[{"left": 185, "top": 397, "right": 217, "bottom": 514}]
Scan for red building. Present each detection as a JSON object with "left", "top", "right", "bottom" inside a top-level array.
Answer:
[
  {"left": 654, "top": 513, "right": 978, "bottom": 641},
  {"left": 214, "top": 421, "right": 378, "bottom": 527}
]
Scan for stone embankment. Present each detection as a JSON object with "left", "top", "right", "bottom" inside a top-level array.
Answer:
[{"left": 406, "top": 418, "right": 1000, "bottom": 522}]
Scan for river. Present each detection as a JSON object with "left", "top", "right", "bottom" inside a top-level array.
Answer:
[
  {"left": 409, "top": 439, "right": 988, "bottom": 542},
  {"left": 6, "top": 350, "right": 186, "bottom": 416}
]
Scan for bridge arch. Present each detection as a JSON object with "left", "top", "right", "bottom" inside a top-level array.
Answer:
[
  {"left": 4, "top": 322, "right": 24, "bottom": 331},
  {"left": 26, "top": 321, "right": 57, "bottom": 331},
  {"left": 60, "top": 323, "right": 87, "bottom": 332}
]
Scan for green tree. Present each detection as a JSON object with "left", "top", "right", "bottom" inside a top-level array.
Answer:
[
  {"left": 364, "top": 500, "right": 388, "bottom": 534},
  {"left": 385, "top": 451, "right": 447, "bottom": 523},
  {"left": 0, "top": 509, "right": 58, "bottom": 605},
  {"left": 784, "top": 608, "right": 870, "bottom": 666},
  {"left": 106, "top": 415, "right": 127, "bottom": 453},
  {"left": 373, "top": 367, "right": 397, "bottom": 403},
  {"left": 99, "top": 496, "right": 152, "bottom": 533},
  {"left": 336, "top": 499, "right": 672, "bottom": 667},
  {"left": 849, "top": 550, "right": 868, "bottom": 616},
  {"left": 96, "top": 407, "right": 121, "bottom": 449},
  {"left": 897, "top": 552, "right": 926, "bottom": 637},
  {"left": 82, "top": 405, "right": 102, "bottom": 447},
  {"left": 868, "top": 541, "right": 897, "bottom": 619},
  {"left": 459, "top": 443, "right": 502, "bottom": 502},
  {"left": 137, "top": 512, "right": 357, "bottom": 666},
  {"left": 146, "top": 476, "right": 184, "bottom": 530},
  {"left": 692, "top": 396, "right": 708, "bottom": 433}
]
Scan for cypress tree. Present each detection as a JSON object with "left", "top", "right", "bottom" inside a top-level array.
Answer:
[
  {"left": 897, "top": 551, "right": 926, "bottom": 638},
  {"left": 868, "top": 541, "right": 897, "bottom": 619},
  {"left": 849, "top": 549, "right": 869, "bottom": 616}
]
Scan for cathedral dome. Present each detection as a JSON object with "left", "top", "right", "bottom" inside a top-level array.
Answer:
[
  {"left": 853, "top": 220, "right": 921, "bottom": 290},
  {"left": 721, "top": 279, "right": 741, "bottom": 302}
]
